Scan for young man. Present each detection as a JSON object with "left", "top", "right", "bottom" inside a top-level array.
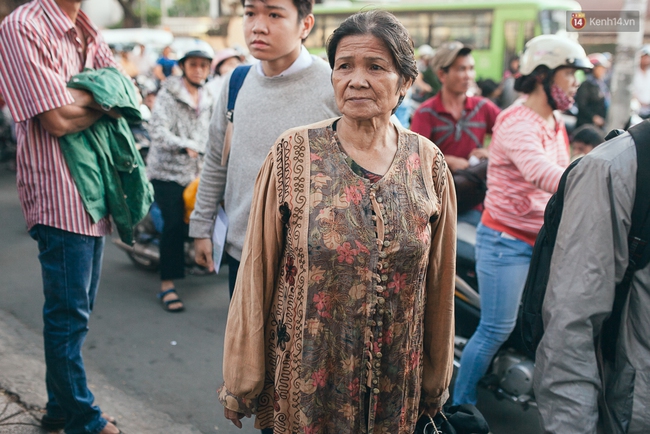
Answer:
[
  {"left": 189, "top": 0, "right": 339, "bottom": 300},
  {"left": 410, "top": 41, "right": 500, "bottom": 225},
  {"left": 410, "top": 41, "right": 500, "bottom": 174},
  {"left": 534, "top": 124, "right": 650, "bottom": 434},
  {"left": 0, "top": 0, "right": 123, "bottom": 433}
]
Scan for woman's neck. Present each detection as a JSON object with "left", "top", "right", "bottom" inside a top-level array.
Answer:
[
  {"left": 336, "top": 116, "right": 396, "bottom": 152},
  {"left": 524, "top": 89, "right": 555, "bottom": 126},
  {"left": 182, "top": 77, "right": 200, "bottom": 104}
]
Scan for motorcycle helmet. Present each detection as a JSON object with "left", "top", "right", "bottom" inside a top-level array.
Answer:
[
  {"left": 178, "top": 49, "right": 214, "bottom": 66},
  {"left": 517, "top": 35, "right": 592, "bottom": 110},
  {"left": 519, "top": 35, "right": 592, "bottom": 75},
  {"left": 212, "top": 48, "right": 245, "bottom": 76},
  {"left": 587, "top": 53, "right": 611, "bottom": 69},
  {"left": 178, "top": 49, "right": 214, "bottom": 87}
]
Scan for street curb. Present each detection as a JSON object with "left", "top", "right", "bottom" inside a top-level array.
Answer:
[{"left": 0, "top": 311, "right": 203, "bottom": 434}]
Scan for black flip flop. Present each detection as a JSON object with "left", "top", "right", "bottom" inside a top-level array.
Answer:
[{"left": 158, "top": 288, "right": 185, "bottom": 312}]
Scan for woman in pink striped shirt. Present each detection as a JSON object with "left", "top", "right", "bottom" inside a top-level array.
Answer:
[{"left": 453, "top": 35, "right": 593, "bottom": 405}]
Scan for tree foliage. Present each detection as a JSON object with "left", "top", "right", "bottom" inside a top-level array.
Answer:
[{"left": 168, "top": 0, "right": 210, "bottom": 17}]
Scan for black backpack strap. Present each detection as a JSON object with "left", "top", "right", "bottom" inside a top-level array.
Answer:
[
  {"left": 226, "top": 65, "right": 252, "bottom": 122},
  {"left": 601, "top": 120, "right": 650, "bottom": 361}
]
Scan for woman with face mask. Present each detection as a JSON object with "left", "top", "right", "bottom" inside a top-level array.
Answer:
[{"left": 452, "top": 35, "right": 593, "bottom": 406}]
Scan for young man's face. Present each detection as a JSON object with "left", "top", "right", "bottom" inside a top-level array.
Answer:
[
  {"left": 438, "top": 55, "right": 476, "bottom": 95},
  {"left": 243, "top": 0, "right": 313, "bottom": 63}
]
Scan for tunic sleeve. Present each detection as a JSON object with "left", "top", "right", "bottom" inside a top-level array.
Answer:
[
  {"left": 218, "top": 152, "right": 284, "bottom": 416},
  {"left": 421, "top": 156, "right": 457, "bottom": 410}
]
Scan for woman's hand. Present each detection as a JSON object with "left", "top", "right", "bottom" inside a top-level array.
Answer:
[
  {"left": 185, "top": 148, "right": 199, "bottom": 158},
  {"left": 224, "top": 408, "right": 247, "bottom": 428}
]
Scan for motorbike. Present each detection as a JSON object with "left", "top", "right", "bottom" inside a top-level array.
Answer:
[
  {"left": 112, "top": 202, "right": 208, "bottom": 274},
  {"left": 111, "top": 99, "right": 208, "bottom": 275},
  {"left": 454, "top": 221, "right": 537, "bottom": 410}
]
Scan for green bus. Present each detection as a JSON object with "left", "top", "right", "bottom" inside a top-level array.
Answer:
[{"left": 306, "top": 0, "right": 581, "bottom": 80}]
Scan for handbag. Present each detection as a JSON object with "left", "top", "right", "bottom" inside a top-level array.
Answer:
[
  {"left": 413, "top": 413, "right": 455, "bottom": 434},
  {"left": 414, "top": 404, "right": 490, "bottom": 434},
  {"left": 452, "top": 160, "right": 488, "bottom": 214}
]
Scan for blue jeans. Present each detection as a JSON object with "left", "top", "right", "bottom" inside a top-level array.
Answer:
[
  {"left": 453, "top": 223, "right": 533, "bottom": 405},
  {"left": 29, "top": 225, "right": 108, "bottom": 434}
]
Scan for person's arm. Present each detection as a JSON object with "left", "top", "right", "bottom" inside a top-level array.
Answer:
[
  {"left": 219, "top": 152, "right": 283, "bottom": 423},
  {"left": 153, "top": 64, "right": 166, "bottom": 81},
  {"left": 534, "top": 140, "right": 636, "bottom": 433},
  {"left": 502, "top": 121, "right": 566, "bottom": 193},
  {"left": 147, "top": 89, "right": 201, "bottom": 152},
  {"left": 190, "top": 78, "right": 231, "bottom": 265},
  {"left": 421, "top": 148, "right": 457, "bottom": 413}
]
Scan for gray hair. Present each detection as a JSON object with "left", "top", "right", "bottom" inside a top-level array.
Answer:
[{"left": 326, "top": 10, "right": 418, "bottom": 86}]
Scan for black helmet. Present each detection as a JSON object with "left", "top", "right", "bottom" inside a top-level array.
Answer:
[{"left": 178, "top": 49, "right": 214, "bottom": 65}]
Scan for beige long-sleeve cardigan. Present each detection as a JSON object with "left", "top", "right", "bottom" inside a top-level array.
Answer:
[{"left": 218, "top": 118, "right": 457, "bottom": 433}]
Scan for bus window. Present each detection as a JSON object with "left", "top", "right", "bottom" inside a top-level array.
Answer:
[
  {"left": 539, "top": 10, "right": 567, "bottom": 34},
  {"left": 397, "top": 13, "right": 431, "bottom": 48},
  {"left": 430, "top": 11, "right": 492, "bottom": 50},
  {"left": 523, "top": 20, "right": 535, "bottom": 45}
]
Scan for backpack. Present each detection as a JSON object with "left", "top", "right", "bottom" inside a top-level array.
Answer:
[
  {"left": 220, "top": 64, "right": 252, "bottom": 166},
  {"left": 520, "top": 120, "right": 650, "bottom": 361}
]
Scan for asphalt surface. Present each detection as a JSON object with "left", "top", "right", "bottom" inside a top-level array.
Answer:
[{"left": 0, "top": 167, "right": 542, "bottom": 434}]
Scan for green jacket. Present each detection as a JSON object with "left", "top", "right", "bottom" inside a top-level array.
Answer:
[{"left": 60, "top": 67, "right": 153, "bottom": 244}]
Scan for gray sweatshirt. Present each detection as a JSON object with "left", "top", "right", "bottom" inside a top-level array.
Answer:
[
  {"left": 534, "top": 133, "right": 650, "bottom": 434},
  {"left": 189, "top": 57, "right": 339, "bottom": 260}
]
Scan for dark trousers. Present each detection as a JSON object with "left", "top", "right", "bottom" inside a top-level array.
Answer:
[
  {"left": 227, "top": 253, "right": 240, "bottom": 299},
  {"left": 151, "top": 180, "right": 187, "bottom": 281},
  {"left": 261, "top": 429, "right": 273, "bottom": 434},
  {"left": 29, "top": 225, "right": 108, "bottom": 434}
]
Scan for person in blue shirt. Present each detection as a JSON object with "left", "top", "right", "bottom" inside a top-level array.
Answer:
[{"left": 154, "top": 46, "right": 179, "bottom": 82}]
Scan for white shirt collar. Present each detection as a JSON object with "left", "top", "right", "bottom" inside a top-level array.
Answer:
[{"left": 255, "top": 45, "right": 313, "bottom": 77}]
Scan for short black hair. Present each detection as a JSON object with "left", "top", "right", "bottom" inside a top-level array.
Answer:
[
  {"left": 477, "top": 78, "right": 499, "bottom": 98},
  {"left": 241, "top": 0, "right": 314, "bottom": 21},
  {"left": 571, "top": 125, "right": 605, "bottom": 147},
  {"left": 326, "top": 10, "right": 418, "bottom": 85},
  {"left": 514, "top": 65, "right": 550, "bottom": 94}
]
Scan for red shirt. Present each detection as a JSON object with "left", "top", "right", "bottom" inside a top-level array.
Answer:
[
  {"left": 410, "top": 93, "right": 501, "bottom": 159},
  {"left": 0, "top": 0, "right": 117, "bottom": 235}
]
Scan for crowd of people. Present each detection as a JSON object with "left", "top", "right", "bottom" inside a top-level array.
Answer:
[{"left": 0, "top": 0, "right": 649, "bottom": 433}]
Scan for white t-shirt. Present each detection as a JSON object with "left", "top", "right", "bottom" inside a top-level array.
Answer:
[{"left": 632, "top": 68, "right": 650, "bottom": 105}]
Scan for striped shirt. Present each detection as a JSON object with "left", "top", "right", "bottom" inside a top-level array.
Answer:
[
  {"left": 482, "top": 104, "right": 570, "bottom": 245},
  {"left": 0, "top": 0, "right": 117, "bottom": 235}
]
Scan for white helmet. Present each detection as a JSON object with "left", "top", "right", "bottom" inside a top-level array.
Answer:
[{"left": 519, "top": 35, "right": 592, "bottom": 75}]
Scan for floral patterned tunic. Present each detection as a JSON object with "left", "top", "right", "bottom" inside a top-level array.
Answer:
[{"left": 218, "top": 118, "right": 457, "bottom": 434}]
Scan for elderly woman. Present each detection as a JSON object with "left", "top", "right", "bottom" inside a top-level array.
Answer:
[{"left": 218, "top": 10, "right": 456, "bottom": 434}]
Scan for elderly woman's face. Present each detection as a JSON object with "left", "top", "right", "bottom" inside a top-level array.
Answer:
[{"left": 332, "top": 34, "right": 408, "bottom": 122}]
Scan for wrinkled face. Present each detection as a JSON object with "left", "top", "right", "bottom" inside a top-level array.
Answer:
[
  {"left": 243, "top": 0, "right": 312, "bottom": 62},
  {"left": 553, "top": 67, "right": 579, "bottom": 98},
  {"left": 439, "top": 54, "right": 476, "bottom": 94},
  {"left": 331, "top": 34, "right": 410, "bottom": 122},
  {"left": 182, "top": 57, "right": 211, "bottom": 84},
  {"left": 218, "top": 57, "right": 242, "bottom": 76}
]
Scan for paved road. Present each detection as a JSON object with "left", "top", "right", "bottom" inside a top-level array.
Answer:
[{"left": 0, "top": 168, "right": 541, "bottom": 434}]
